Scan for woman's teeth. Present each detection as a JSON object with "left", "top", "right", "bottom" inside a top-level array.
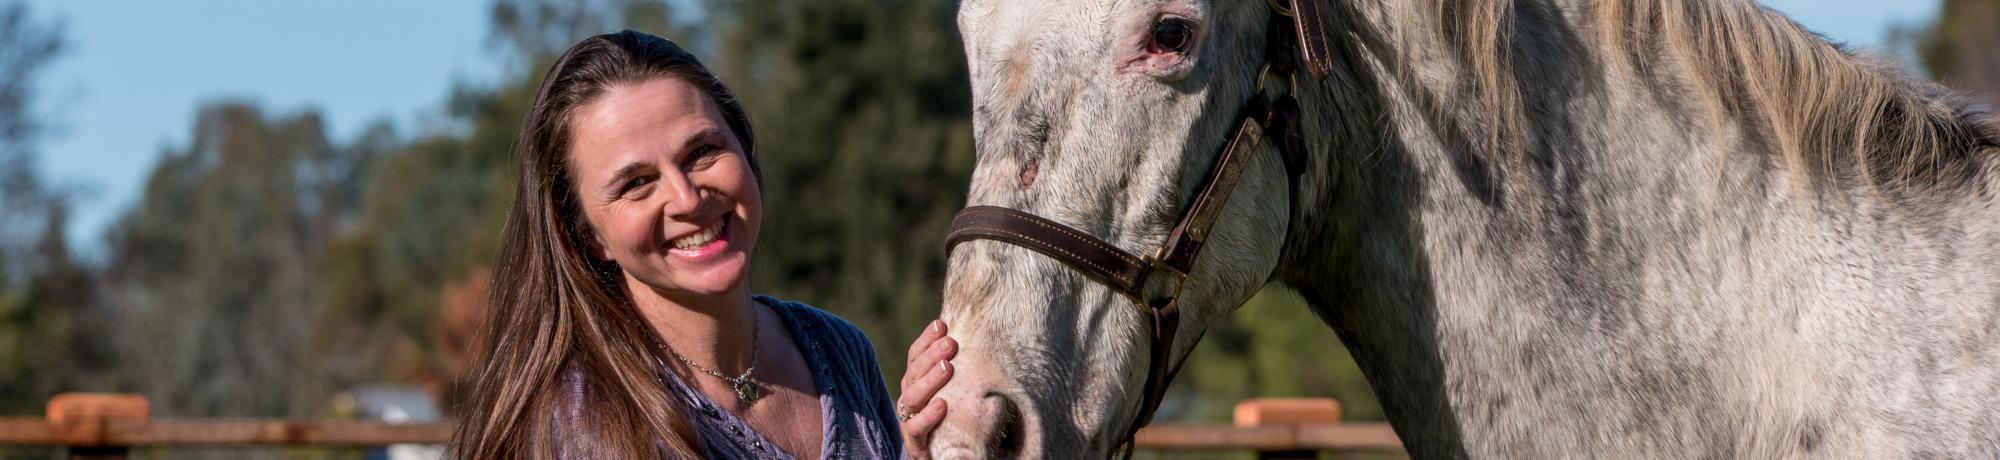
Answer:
[{"left": 672, "top": 221, "right": 723, "bottom": 250}]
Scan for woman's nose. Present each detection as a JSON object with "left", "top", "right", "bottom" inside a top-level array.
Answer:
[{"left": 659, "top": 172, "right": 702, "bottom": 218}]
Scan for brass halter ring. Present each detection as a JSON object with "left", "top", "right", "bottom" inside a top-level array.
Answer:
[
  {"left": 1253, "top": 62, "right": 1300, "bottom": 97},
  {"left": 1122, "top": 268, "right": 1186, "bottom": 314},
  {"left": 1123, "top": 250, "right": 1188, "bottom": 313},
  {"left": 1265, "top": 0, "right": 1296, "bottom": 18},
  {"left": 1151, "top": 260, "right": 1189, "bottom": 305}
]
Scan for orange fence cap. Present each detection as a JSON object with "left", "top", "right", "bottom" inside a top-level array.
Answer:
[
  {"left": 1232, "top": 398, "right": 1342, "bottom": 427},
  {"left": 47, "top": 393, "right": 149, "bottom": 424}
]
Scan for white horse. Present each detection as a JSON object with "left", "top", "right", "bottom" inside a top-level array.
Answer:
[{"left": 931, "top": 0, "right": 2000, "bottom": 457}]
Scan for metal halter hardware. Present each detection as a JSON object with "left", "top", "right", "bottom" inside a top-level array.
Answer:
[{"left": 943, "top": 2, "right": 1330, "bottom": 457}]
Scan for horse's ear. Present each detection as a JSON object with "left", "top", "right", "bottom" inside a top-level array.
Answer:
[{"left": 1288, "top": 0, "right": 1334, "bottom": 80}]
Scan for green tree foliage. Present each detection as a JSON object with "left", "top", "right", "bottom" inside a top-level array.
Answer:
[
  {"left": 102, "top": 103, "right": 378, "bottom": 417},
  {"left": 1179, "top": 288, "right": 1382, "bottom": 423},
  {"left": 0, "top": 1, "right": 99, "bottom": 417},
  {"left": 713, "top": 0, "right": 974, "bottom": 384},
  {"left": 1904, "top": 0, "right": 2000, "bottom": 104},
  {"left": 316, "top": 85, "right": 525, "bottom": 396}
]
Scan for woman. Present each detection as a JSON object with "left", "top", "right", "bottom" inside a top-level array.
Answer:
[{"left": 449, "top": 30, "right": 957, "bottom": 458}]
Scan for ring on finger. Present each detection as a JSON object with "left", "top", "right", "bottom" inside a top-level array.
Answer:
[{"left": 897, "top": 403, "right": 916, "bottom": 423}]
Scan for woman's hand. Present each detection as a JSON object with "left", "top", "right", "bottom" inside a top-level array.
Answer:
[{"left": 898, "top": 319, "right": 956, "bottom": 458}]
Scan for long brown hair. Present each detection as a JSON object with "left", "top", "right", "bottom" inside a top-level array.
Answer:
[{"left": 450, "top": 30, "right": 759, "bottom": 459}]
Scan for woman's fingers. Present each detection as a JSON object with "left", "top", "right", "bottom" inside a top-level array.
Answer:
[
  {"left": 902, "top": 321, "right": 956, "bottom": 390},
  {"left": 905, "top": 319, "right": 946, "bottom": 369},
  {"left": 903, "top": 397, "right": 948, "bottom": 456},
  {"left": 902, "top": 359, "right": 953, "bottom": 409},
  {"left": 901, "top": 336, "right": 957, "bottom": 390},
  {"left": 899, "top": 320, "right": 958, "bottom": 459}
]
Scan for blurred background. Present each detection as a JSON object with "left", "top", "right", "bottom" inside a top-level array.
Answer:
[{"left": 0, "top": 0, "right": 1993, "bottom": 458}]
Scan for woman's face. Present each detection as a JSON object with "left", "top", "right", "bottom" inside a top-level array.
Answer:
[{"left": 568, "top": 77, "right": 761, "bottom": 301}]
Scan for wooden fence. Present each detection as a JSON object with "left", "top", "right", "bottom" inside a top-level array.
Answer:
[{"left": 0, "top": 393, "right": 1402, "bottom": 459}]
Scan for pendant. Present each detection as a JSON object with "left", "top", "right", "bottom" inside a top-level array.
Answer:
[{"left": 732, "top": 379, "right": 762, "bottom": 402}]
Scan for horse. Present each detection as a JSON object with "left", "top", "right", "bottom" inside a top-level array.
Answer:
[{"left": 928, "top": 0, "right": 2000, "bottom": 457}]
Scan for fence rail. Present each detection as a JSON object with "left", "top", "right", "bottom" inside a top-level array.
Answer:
[
  {"left": 0, "top": 418, "right": 452, "bottom": 446},
  {"left": 0, "top": 393, "right": 1403, "bottom": 458}
]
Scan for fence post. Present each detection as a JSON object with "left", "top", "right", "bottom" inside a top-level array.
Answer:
[
  {"left": 47, "top": 393, "right": 148, "bottom": 460},
  {"left": 1234, "top": 398, "right": 1343, "bottom": 460}
]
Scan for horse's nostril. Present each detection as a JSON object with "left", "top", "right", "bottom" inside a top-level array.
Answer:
[{"left": 984, "top": 392, "right": 1026, "bottom": 458}]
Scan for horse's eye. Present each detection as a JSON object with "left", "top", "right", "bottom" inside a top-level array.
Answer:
[{"left": 1150, "top": 18, "right": 1195, "bottom": 54}]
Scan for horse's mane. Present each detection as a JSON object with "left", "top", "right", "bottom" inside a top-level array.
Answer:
[{"left": 1430, "top": 0, "right": 1998, "bottom": 196}]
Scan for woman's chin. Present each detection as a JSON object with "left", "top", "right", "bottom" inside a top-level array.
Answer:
[{"left": 668, "top": 254, "right": 751, "bottom": 296}]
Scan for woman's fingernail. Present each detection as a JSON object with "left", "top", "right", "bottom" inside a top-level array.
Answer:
[
  {"left": 938, "top": 361, "right": 950, "bottom": 373},
  {"left": 932, "top": 320, "right": 944, "bottom": 334}
]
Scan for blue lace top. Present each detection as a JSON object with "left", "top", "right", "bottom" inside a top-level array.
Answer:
[{"left": 658, "top": 296, "right": 903, "bottom": 459}]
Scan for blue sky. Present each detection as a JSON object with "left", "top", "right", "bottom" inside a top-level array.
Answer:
[
  {"left": 25, "top": 0, "right": 1942, "bottom": 253},
  {"left": 27, "top": 0, "right": 496, "bottom": 253}
]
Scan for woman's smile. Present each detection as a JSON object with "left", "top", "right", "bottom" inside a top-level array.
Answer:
[{"left": 667, "top": 213, "right": 733, "bottom": 261}]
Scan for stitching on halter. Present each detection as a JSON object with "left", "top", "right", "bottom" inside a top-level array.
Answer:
[
  {"left": 948, "top": 226, "right": 1130, "bottom": 290},
  {"left": 957, "top": 207, "right": 1146, "bottom": 268}
]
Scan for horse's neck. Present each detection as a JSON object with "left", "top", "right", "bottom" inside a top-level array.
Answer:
[{"left": 1279, "top": 1, "right": 2000, "bottom": 456}]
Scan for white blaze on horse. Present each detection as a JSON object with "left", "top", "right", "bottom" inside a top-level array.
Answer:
[{"left": 931, "top": 0, "right": 2000, "bottom": 457}]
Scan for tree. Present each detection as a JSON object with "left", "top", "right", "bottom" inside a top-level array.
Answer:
[
  {"left": 0, "top": 0, "right": 88, "bottom": 417},
  {"left": 1902, "top": 0, "right": 2000, "bottom": 106},
  {"left": 1179, "top": 287, "right": 1385, "bottom": 421},
  {"left": 705, "top": 0, "right": 975, "bottom": 384},
  {"left": 0, "top": 1, "right": 66, "bottom": 295},
  {"left": 102, "top": 103, "right": 373, "bottom": 418}
]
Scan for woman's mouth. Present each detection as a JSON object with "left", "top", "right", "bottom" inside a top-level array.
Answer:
[{"left": 668, "top": 216, "right": 731, "bottom": 259}]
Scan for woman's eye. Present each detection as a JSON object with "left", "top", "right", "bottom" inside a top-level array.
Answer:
[
  {"left": 686, "top": 144, "right": 722, "bottom": 167},
  {"left": 622, "top": 175, "right": 655, "bottom": 193},
  {"left": 1150, "top": 18, "right": 1196, "bottom": 54}
]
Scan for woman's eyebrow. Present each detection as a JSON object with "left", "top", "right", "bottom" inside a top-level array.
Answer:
[
  {"left": 678, "top": 127, "right": 721, "bottom": 154},
  {"left": 601, "top": 162, "right": 649, "bottom": 193}
]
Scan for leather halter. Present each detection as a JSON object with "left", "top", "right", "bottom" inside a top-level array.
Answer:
[{"left": 944, "top": 2, "right": 1330, "bottom": 456}]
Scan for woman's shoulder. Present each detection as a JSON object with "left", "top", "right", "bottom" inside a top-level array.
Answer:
[
  {"left": 757, "top": 295, "right": 877, "bottom": 353},
  {"left": 755, "top": 295, "right": 905, "bottom": 457}
]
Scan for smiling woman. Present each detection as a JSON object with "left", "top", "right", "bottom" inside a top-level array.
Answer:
[{"left": 446, "top": 30, "right": 957, "bottom": 459}]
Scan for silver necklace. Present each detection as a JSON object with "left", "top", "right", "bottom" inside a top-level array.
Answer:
[{"left": 661, "top": 308, "right": 763, "bottom": 403}]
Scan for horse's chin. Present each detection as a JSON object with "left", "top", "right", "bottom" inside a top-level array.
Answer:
[
  {"left": 926, "top": 442, "right": 1094, "bottom": 459},
  {"left": 927, "top": 445, "right": 980, "bottom": 460},
  {"left": 926, "top": 420, "right": 1081, "bottom": 459}
]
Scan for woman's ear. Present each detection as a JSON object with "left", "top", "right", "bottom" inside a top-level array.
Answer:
[
  {"left": 589, "top": 233, "right": 613, "bottom": 261},
  {"left": 577, "top": 219, "right": 614, "bottom": 261}
]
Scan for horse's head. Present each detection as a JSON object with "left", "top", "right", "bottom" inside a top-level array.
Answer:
[{"left": 934, "top": 0, "right": 1317, "bottom": 456}]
